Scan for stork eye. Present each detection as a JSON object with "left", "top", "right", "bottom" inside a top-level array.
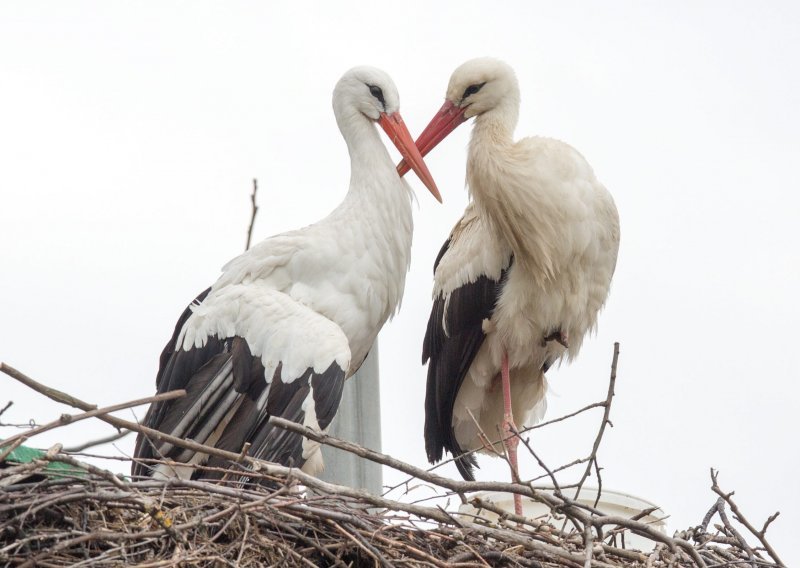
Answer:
[
  {"left": 463, "top": 82, "right": 486, "bottom": 99},
  {"left": 368, "top": 84, "right": 386, "bottom": 107}
]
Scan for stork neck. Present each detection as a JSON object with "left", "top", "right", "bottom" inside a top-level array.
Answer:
[
  {"left": 467, "top": 104, "right": 518, "bottom": 198},
  {"left": 471, "top": 99, "right": 518, "bottom": 146},
  {"left": 466, "top": 102, "right": 562, "bottom": 285},
  {"left": 331, "top": 111, "right": 413, "bottom": 346},
  {"left": 337, "top": 114, "right": 407, "bottom": 210}
]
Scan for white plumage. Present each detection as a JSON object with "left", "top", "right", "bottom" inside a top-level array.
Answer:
[
  {"left": 132, "top": 66, "right": 440, "bottom": 481},
  {"left": 413, "top": 58, "right": 619, "bottom": 512}
]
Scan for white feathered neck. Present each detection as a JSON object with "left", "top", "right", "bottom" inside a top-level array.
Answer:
[{"left": 466, "top": 102, "right": 569, "bottom": 287}]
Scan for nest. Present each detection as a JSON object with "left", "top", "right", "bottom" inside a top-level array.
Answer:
[
  {"left": 0, "top": 348, "right": 786, "bottom": 567},
  {"left": 0, "top": 457, "right": 783, "bottom": 568}
]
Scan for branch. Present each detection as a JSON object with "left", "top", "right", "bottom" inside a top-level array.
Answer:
[
  {"left": 0, "top": 400, "right": 12, "bottom": 419},
  {"left": 0, "top": 389, "right": 184, "bottom": 452},
  {"left": 64, "top": 429, "right": 133, "bottom": 453},
  {"left": 573, "top": 342, "right": 618, "bottom": 506},
  {"left": 245, "top": 178, "right": 259, "bottom": 251},
  {"left": 710, "top": 469, "right": 785, "bottom": 567}
]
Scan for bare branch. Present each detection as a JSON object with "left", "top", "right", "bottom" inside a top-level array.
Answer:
[
  {"left": 0, "top": 400, "right": 12, "bottom": 419},
  {"left": 245, "top": 178, "right": 259, "bottom": 251},
  {"left": 64, "top": 429, "right": 133, "bottom": 453},
  {"left": 573, "top": 342, "right": 619, "bottom": 506},
  {"left": 710, "top": 469, "right": 785, "bottom": 567},
  {"left": 0, "top": 390, "right": 184, "bottom": 452}
]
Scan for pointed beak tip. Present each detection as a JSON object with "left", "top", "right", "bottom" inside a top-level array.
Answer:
[{"left": 380, "top": 111, "right": 442, "bottom": 205}]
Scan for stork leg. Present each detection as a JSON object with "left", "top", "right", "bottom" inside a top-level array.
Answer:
[{"left": 500, "top": 349, "right": 523, "bottom": 516}]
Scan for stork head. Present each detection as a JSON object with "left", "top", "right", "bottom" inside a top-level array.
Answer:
[
  {"left": 333, "top": 66, "right": 402, "bottom": 121},
  {"left": 445, "top": 57, "right": 519, "bottom": 119},
  {"left": 333, "top": 66, "right": 441, "bottom": 202},
  {"left": 396, "top": 58, "right": 520, "bottom": 176}
]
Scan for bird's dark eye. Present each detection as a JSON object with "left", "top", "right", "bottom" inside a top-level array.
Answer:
[
  {"left": 368, "top": 84, "right": 386, "bottom": 107},
  {"left": 462, "top": 82, "right": 486, "bottom": 99}
]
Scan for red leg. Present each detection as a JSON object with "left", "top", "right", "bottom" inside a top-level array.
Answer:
[{"left": 501, "top": 349, "right": 523, "bottom": 516}]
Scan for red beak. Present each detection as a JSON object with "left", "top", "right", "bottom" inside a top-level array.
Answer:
[
  {"left": 379, "top": 112, "right": 442, "bottom": 203},
  {"left": 396, "top": 100, "right": 468, "bottom": 177}
]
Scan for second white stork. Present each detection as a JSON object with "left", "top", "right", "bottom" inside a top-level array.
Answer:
[
  {"left": 132, "top": 66, "right": 441, "bottom": 481},
  {"left": 403, "top": 58, "right": 619, "bottom": 514}
]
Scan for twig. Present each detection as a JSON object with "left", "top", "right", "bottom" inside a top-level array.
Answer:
[
  {"left": 583, "top": 524, "right": 594, "bottom": 568},
  {"left": 64, "top": 429, "right": 133, "bottom": 453},
  {"left": 220, "top": 441, "right": 251, "bottom": 484},
  {"left": 0, "top": 390, "right": 184, "bottom": 453},
  {"left": 520, "top": 401, "right": 607, "bottom": 434},
  {"left": 710, "top": 469, "right": 784, "bottom": 567},
  {"left": 1, "top": 363, "right": 98, "bottom": 412},
  {"left": 573, "top": 342, "right": 619, "bottom": 506},
  {"left": 0, "top": 437, "right": 25, "bottom": 463},
  {"left": 245, "top": 178, "right": 258, "bottom": 251},
  {"left": 0, "top": 400, "right": 12, "bottom": 419}
]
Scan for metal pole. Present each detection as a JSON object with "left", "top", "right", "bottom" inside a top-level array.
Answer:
[{"left": 318, "top": 343, "right": 382, "bottom": 494}]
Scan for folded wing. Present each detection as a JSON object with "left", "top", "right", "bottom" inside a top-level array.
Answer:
[{"left": 132, "top": 284, "right": 351, "bottom": 480}]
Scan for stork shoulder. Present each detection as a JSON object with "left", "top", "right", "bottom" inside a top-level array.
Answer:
[
  {"left": 178, "top": 283, "right": 351, "bottom": 382},
  {"left": 433, "top": 205, "right": 512, "bottom": 298}
]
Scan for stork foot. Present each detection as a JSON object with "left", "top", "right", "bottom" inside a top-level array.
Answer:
[{"left": 542, "top": 329, "right": 569, "bottom": 349}]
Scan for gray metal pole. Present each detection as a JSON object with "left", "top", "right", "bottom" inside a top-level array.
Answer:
[{"left": 318, "top": 343, "right": 382, "bottom": 494}]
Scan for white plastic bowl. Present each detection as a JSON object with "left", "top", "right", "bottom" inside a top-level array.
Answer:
[{"left": 458, "top": 486, "right": 668, "bottom": 551}]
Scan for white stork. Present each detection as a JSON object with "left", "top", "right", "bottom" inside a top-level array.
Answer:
[
  {"left": 402, "top": 58, "right": 619, "bottom": 514},
  {"left": 132, "top": 66, "right": 441, "bottom": 481}
]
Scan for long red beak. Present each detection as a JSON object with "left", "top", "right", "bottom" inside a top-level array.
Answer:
[
  {"left": 396, "top": 100, "right": 467, "bottom": 177},
  {"left": 379, "top": 112, "right": 442, "bottom": 203}
]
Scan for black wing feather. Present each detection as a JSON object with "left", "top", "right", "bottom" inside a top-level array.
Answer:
[
  {"left": 203, "top": 362, "right": 346, "bottom": 480},
  {"left": 422, "top": 245, "right": 512, "bottom": 481},
  {"left": 133, "top": 289, "right": 347, "bottom": 480}
]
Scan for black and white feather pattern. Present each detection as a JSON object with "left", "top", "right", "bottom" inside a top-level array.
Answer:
[
  {"left": 422, "top": 206, "right": 513, "bottom": 480},
  {"left": 132, "top": 66, "right": 423, "bottom": 482},
  {"left": 133, "top": 285, "right": 350, "bottom": 480}
]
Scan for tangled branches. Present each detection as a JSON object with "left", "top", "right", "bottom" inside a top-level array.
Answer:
[{"left": 0, "top": 346, "right": 785, "bottom": 567}]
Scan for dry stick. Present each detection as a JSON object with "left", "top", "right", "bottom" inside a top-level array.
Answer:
[
  {"left": 516, "top": 433, "right": 586, "bottom": 536},
  {"left": 329, "top": 519, "right": 385, "bottom": 567},
  {"left": 0, "top": 437, "right": 25, "bottom": 463},
  {"left": 521, "top": 401, "right": 607, "bottom": 434},
  {"left": 583, "top": 524, "right": 594, "bottom": 568},
  {"left": 367, "top": 531, "right": 450, "bottom": 568},
  {"left": 64, "top": 429, "right": 133, "bottom": 453},
  {"left": 710, "top": 469, "right": 785, "bottom": 568},
  {"left": 220, "top": 441, "right": 251, "bottom": 484},
  {"left": 529, "top": 458, "right": 586, "bottom": 483},
  {"left": 573, "top": 342, "right": 619, "bottom": 507},
  {"left": 267, "top": 517, "right": 348, "bottom": 568},
  {"left": 245, "top": 178, "right": 259, "bottom": 251},
  {"left": 711, "top": 499, "right": 758, "bottom": 568},
  {"left": 0, "top": 390, "right": 184, "bottom": 452}
]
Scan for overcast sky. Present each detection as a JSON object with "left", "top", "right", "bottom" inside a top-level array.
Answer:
[{"left": 1, "top": 1, "right": 798, "bottom": 562}]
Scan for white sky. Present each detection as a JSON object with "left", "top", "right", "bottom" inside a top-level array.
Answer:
[{"left": 1, "top": 1, "right": 798, "bottom": 562}]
